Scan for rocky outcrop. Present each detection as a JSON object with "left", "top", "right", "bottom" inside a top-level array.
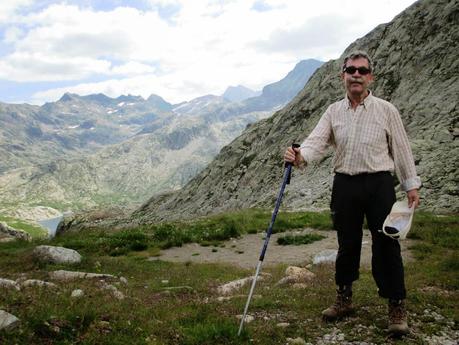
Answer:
[
  {"left": 134, "top": 0, "right": 459, "bottom": 222},
  {"left": 0, "top": 222, "right": 31, "bottom": 241}
]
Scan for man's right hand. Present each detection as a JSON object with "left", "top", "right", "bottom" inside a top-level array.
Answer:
[{"left": 283, "top": 146, "right": 304, "bottom": 167}]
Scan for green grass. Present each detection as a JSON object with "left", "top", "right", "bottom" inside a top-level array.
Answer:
[
  {"left": 0, "top": 215, "right": 48, "bottom": 238},
  {"left": 45, "top": 209, "right": 332, "bottom": 255},
  {"left": 406, "top": 212, "right": 459, "bottom": 290},
  {"left": 0, "top": 209, "right": 457, "bottom": 344},
  {"left": 138, "top": 208, "right": 332, "bottom": 249}
]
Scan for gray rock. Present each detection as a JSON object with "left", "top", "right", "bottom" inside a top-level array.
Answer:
[
  {"left": 33, "top": 245, "right": 82, "bottom": 264},
  {"left": 313, "top": 250, "right": 338, "bottom": 265},
  {"left": 277, "top": 266, "right": 316, "bottom": 285},
  {"left": 102, "top": 284, "right": 125, "bottom": 300},
  {"left": 21, "top": 279, "right": 57, "bottom": 289},
  {"left": 0, "top": 278, "right": 20, "bottom": 291},
  {"left": 71, "top": 289, "right": 84, "bottom": 298},
  {"left": 217, "top": 275, "right": 264, "bottom": 296},
  {"left": 49, "top": 270, "right": 116, "bottom": 281},
  {"left": 0, "top": 310, "right": 20, "bottom": 331}
]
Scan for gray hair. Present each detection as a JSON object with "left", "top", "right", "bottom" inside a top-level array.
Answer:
[{"left": 342, "top": 50, "right": 373, "bottom": 72}]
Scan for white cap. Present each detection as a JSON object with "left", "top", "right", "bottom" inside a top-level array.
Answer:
[{"left": 382, "top": 200, "right": 415, "bottom": 240}]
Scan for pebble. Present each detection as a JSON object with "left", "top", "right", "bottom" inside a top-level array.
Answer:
[{"left": 71, "top": 289, "right": 84, "bottom": 298}]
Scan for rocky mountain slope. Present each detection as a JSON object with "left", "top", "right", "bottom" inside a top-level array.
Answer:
[
  {"left": 134, "top": 0, "right": 459, "bottom": 222},
  {"left": 0, "top": 93, "right": 173, "bottom": 173},
  {"left": 0, "top": 60, "right": 322, "bottom": 209}
]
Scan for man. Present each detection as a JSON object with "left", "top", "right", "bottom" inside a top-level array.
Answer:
[{"left": 284, "top": 51, "right": 421, "bottom": 335}]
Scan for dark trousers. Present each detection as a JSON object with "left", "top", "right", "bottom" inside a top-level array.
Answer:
[{"left": 330, "top": 171, "right": 406, "bottom": 300}]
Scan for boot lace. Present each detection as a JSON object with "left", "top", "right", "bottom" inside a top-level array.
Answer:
[{"left": 389, "top": 303, "right": 406, "bottom": 323}]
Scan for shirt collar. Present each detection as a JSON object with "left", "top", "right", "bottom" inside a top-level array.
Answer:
[{"left": 345, "top": 90, "right": 373, "bottom": 109}]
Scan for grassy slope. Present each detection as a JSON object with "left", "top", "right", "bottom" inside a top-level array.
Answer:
[
  {"left": 0, "top": 210, "right": 457, "bottom": 344},
  {"left": 0, "top": 215, "right": 48, "bottom": 238}
]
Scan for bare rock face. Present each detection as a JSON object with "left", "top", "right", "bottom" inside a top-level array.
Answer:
[
  {"left": 33, "top": 245, "right": 82, "bottom": 264},
  {"left": 134, "top": 0, "right": 459, "bottom": 223}
]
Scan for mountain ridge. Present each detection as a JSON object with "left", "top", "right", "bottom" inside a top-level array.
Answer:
[{"left": 0, "top": 59, "right": 323, "bottom": 210}]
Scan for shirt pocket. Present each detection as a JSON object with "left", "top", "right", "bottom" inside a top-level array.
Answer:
[{"left": 359, "top": 119, "right": 388, "bottom": 151}]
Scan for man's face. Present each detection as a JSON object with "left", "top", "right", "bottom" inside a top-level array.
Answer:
[{"left": 342, "top": 57, "right": 374, "bottom": 97}]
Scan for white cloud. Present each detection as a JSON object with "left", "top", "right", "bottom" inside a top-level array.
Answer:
[
  {"left": 0, "top": 52, "right": 111, "bottom": 81},
  {"left": 1, "top": 0, "right": 418, "bottom": 104},
  {"left": 111, "top": 61, "right": 156, "bottom": 76},
  {"left": 0, "top": 0, "right": 33, "bottom": 22}
]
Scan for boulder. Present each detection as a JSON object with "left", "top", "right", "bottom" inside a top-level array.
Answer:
[
  {"left": 0, "top": 310, "right": 20, "bottom": 331},
  {"left": 33, "top": 245, "right": 82, "bottom": 264}
]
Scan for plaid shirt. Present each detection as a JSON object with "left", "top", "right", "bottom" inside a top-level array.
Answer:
[{"left": 300, "top": 92, "right": 421, "bottom": 191}]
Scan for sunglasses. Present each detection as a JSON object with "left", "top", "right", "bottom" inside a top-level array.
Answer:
[{"left": 343, "top": 66, "right": 372, "bottom": 75}]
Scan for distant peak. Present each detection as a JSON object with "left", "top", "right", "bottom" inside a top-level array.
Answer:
[
  {"left": 116, "top": 94, "right": 144, "bottom": 102},
  {"left": 222, "top": 85, "right": 260, "bottom": 102},
  {"left": 59, "top": 93, "right": 79, "bottom": 102}
]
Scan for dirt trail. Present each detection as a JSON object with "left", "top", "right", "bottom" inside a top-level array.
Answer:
[{"left": 154, "top": 228, "right": 415, "bottom": 269}]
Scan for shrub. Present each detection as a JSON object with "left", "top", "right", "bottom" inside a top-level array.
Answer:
[{"left": 277, "top": 233, "right": 326, "bottom": 246}]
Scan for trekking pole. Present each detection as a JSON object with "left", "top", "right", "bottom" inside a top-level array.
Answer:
[{"left": 238, "top": 143, "right": 300, "bottom": 336}]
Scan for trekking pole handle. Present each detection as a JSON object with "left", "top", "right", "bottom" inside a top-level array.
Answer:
[{"left": 285, "top": 143, "right": 300, "bottom": 185}]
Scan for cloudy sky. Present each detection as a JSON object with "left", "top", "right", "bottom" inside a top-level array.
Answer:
[{"left": 0, "top": 0, "right": 417, "bottom": 105}]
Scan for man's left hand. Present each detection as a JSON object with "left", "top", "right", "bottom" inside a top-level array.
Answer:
[{"left": 407, "top": 189, "right": 420, "bottom": 208}]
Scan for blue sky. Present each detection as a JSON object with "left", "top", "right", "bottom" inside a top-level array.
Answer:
[{"left": 0, "top": 0, "right": 417, "bottom": 105}]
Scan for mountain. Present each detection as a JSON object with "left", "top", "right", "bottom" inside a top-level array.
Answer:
[
  {"left": 133, "top": 0, "right": 459, "bottom": 223},
  {"left": 222, "top": 85, "right": 260, "bottom": 102},
  {"left": 0, "top": 93, "right": 174, "bottom": 173},
  {"left": 238, "top": 59, "right": 324, "bottom": 113},
  {"left": 0, "top": 59, "right": 322, "bottom": 210}
]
